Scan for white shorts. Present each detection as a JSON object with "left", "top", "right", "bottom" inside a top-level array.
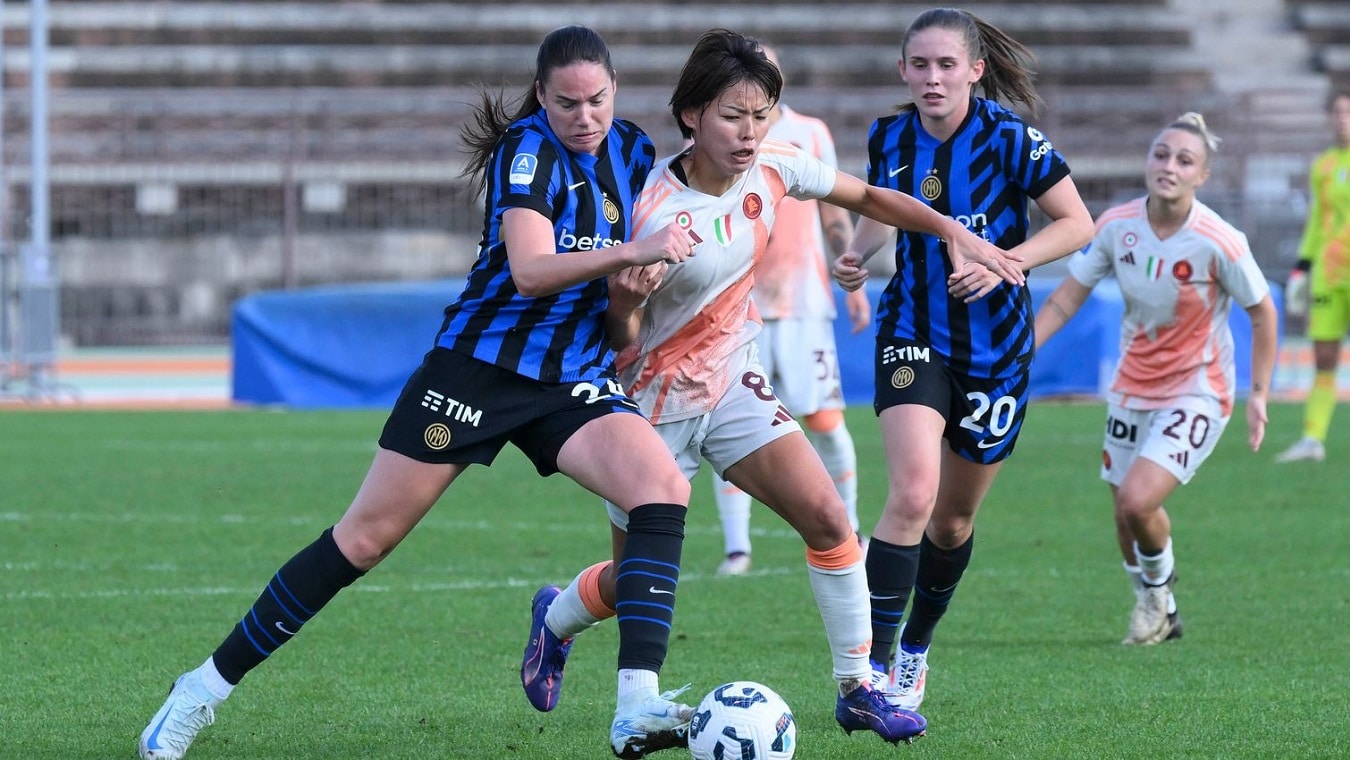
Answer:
[
  {"left": 756, "top": 318, "right": 844, "bottom": 417},
  {"left": 607, "top": 360, "right": 801, "bottom": 530},
  {"left": 1100, "top": 398, "right": 1229, "bottom": 487}
]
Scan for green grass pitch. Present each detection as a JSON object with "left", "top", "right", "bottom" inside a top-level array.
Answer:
[{"left": 2, "top": 402, "right": 1344, "bottom": 758}]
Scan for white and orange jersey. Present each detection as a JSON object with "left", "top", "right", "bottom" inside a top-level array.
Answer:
[
  {"left": 618, "top": 138, "right": 836, "bottom": 424},
  {"left": 754, "top": 106, "right": 839, "bottom": 321},
  {"left": 1068, "top": 197, "right": 1270, "bottom": 416}
]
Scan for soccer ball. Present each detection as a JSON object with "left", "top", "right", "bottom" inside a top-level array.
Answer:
[{"left": 688, "top": 681, "right": 796, "bottom": 760}]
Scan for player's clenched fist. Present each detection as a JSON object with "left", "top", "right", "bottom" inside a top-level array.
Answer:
[{"left": 634, "top": 222, "right": 695, "bottom": 266}]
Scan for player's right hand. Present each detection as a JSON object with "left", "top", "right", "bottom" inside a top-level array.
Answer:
[
  {"left": 947, "top": 232, "right": 1025, "bottom": 287},
  {"left": 832, "top": 251, "right": 869, "bottom": 292},
  {"left": 634, "top": 222, "right": 695, "bottom": 266}
]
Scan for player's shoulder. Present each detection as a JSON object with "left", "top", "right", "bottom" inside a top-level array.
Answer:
[
  {"left": 757, "top": 137, "right": 811, "bottom": 171},
  {"left": 1312, "top": 147, "right": 1347, "bottom": 175},
  {"left": 869, "top": 109, "right": 912, "bottom": 135},
  {"left": 1094, "top": 197, "right": 1147, "bottom": 233},
  {"left": 1188, "top": 200, "right": 1250, "bottom": 260},
  {"left": 780, "top": 105, "right": 832, "bottom": 134},
  {"left": 611, "top": 116, "right": 650, "bottom": 142}
]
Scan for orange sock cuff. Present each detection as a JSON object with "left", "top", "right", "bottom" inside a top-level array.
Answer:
[
  {"left": 803, "top": 409, "right": 845, "bottom": 433},
  {"left": 579, "top": 561, "right": 616, "bottom": 619},
  {"left": 806, "top": 537, "right": 863, "bottom": 572}
]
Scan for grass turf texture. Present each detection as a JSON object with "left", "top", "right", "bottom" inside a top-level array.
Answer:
[{"left": 2, "top": 403, "right": 1344, "bottom": 759}]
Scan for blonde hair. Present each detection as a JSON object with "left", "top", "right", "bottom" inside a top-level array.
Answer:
[{"left": 1166, "top": 111, "right": 1221, "bottom": 159}]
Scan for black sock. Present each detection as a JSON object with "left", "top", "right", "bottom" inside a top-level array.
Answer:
[
  {"left": 615, "top": 503, "right": 686, "bottom": 673},
  {"left": 903, "top": 532, "right": 974, "bottom": 650},
  {"left": 865, "top": 538, "right": 920, "bottom": 663},
  {"left": 212, "top": 527, "right": 364, "bottom": 684}
]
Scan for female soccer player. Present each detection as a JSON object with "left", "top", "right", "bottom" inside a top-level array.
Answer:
[
  {"left": 138, "top": 25, "right": 700, "bottom": 760},
  {"left": 520, "top": 28, "right": 1024, "bottom": 749},
  {"left": 1275, "top": 89, "right": 1350, "bottom": 464},
  {"left": 1034, "top": 112, "right": 1277, "bottom": 644},
  {"left": 831, "top": 7, "right": 1093, "bottom": 709},
  {"left": 708, "top": 44, "right": 870, "bottom": 577}
]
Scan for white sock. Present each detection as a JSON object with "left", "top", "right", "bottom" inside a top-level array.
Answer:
[
  {"left": 544, "top": 575, "right": 605, "bottom": 640},
  {"left": 617, "top": 669, "right": 659, "bottom": 705},
  {"left": 1122, "top": 562, "right": 1145, "bottom": 601},
  {"left": 197, "top": 656, "right": 233, "bottom": 702},
  {"left": 810, "top": 424, "right": 860, "bottom": 533},
  {"left": 806, "top": 557, "right": 871, "bottom": 688},
  {"left": 713, "top": 473, "right": 753, "bottom": 556},
  {"left": 1134, "top": 538, "right": 1174, "bottom": 586}
]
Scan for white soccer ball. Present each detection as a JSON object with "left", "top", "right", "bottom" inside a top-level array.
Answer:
[{"left": 688, "top": 681, "right": 796, "bottom": 760}]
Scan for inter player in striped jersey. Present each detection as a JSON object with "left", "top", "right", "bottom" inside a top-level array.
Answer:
[
  {"left": 832, "top": 8, "right": 1093, "bottom": 710},
  {"left": 1035, "top": 112, "right": 1277, "bottom": 644},
  {"left": 1276, "top": 90, "right": 1350, "bottom": 464},
  {"left": 709, "top": 45, "right": 870, "bottom": 577},
  {"left": 139, "top": 26, "right": 699, "bottom": 760},
  {"left": 524, "top": 29, "right": 1025, "bottom": 747}
]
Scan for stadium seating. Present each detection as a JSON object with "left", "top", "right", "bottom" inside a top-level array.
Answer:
[
  {"left": 0, "top": 1, "right": 1318, "bottom": 347},
  {"left": 1290, "top": 2, "right": 1350, "bottom": 91}
]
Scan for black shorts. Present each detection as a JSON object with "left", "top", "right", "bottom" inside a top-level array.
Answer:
[
  {"left": 872, "top": 337, "right": 1029, "bottom": 465},
  {"left": 379, "top": 347, "right": 642, "bottom": 476}
]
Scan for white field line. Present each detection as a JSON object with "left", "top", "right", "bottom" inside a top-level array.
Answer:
[{"left": 3, "top": 567, "right": 796, "bottom": 602}]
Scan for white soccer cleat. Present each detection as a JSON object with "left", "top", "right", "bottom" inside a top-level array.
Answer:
[
  {"left": 1274, "top": 437, "right": 1325, "bottom": 463},
  {"left": 1123, "top": 580, "right": 1175, "bottom": 645},
  {"left": 716, "top": 552, "right": 751, "bottom": 576},
  {"left": 884, "top": 645, "right": 929, "bottom": 711},
  {"left": 610, "top": 685, "right": 695, "bottom": 758},
  {"left": 138, "top": 671, "right": 221, "bottom": 760}
]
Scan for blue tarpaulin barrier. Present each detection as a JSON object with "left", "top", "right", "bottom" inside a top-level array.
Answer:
[{"left": 233, "top": 278, "right": 1279, "bottom": 409}]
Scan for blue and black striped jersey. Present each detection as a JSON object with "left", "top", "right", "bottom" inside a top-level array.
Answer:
[
  {"left": 867, "top": 98, "right": 1070, "bottom": 379},
  {"left": 437, "top": 112, "right": 655, "bottom": 383}
]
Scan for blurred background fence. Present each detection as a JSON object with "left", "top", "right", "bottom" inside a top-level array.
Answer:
[{"left": 0, "top": 0, "right": 1344, "bottom": 352}]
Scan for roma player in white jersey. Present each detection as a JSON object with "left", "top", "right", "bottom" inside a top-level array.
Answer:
[
  {"left": 1035, "top": 113, "right": 1278, "bottom": 645},
  {"left": 709, "top": 46, "right": 870, "bottom": 577},
  {"left": 529, "top": 29, "right": 1023, "bottom": 748}
]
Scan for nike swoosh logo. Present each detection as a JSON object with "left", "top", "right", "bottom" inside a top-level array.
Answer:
[
  {"left": 888, "top": 165, "right": 910, "bottom": 178},
  {"left": 871, "top": 594, "right": 902, "bottom": 601},
  {"left": 567, "top": 181, "right": 587, "bottom": 190},
  {"left": 145, "top": 711, "right": 172, "bottom": 750},
  {"left": 649, "top": 586, "right": 674, "bottom": 596},
  {"left": 275, "top": 620, "right": 298, "bottom": 636},
  {"left": 976, "top": 438, "right": 1003, "bottom": 449}
]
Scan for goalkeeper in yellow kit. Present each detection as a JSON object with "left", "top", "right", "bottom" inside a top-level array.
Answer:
[{"left": 1278, "top": 90, "right": 1350, "bottom": 462}]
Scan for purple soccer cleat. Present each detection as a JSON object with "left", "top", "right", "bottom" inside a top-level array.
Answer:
[
  {"left": 521, "top": 585, "right": 573, "bottom": 712},
  {"left": 835, "top": 682, "right": 927, "bottom": 744}
]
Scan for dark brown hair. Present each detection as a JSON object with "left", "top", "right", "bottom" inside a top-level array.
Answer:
[{"left": 459, "top": 25, "right": 616, "bottom": 195}]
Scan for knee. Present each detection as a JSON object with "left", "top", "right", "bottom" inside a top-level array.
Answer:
[
  {"left": 1113, "top": 487, "right": 1156, "bottom": 523},
  {"left": 926, "top": 514, "right": 972, "bottom": 548},
  {"left": 650, "top": 466, "right": 691, "bottom": 505},
  {"left": 331, "top": 523, "right": 395, "bottom": 572},
  {"left": 885, "top": 479, "right": 938, "bottom": 524},
  {"left": 795, "top": 496, "right": 855, "bottom": 549}
]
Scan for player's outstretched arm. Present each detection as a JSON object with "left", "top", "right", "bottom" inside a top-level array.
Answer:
[
  {"left": 826, "top": 171, "right": 1026, "bottom": 286},
  {"left": 1032, "top": 277, "right": 1092, "bottom": 350}
]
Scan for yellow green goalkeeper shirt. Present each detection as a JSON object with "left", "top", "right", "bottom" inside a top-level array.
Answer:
[{"left": 1300, "top": 146, "right": 1350, "bottom": 289}]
